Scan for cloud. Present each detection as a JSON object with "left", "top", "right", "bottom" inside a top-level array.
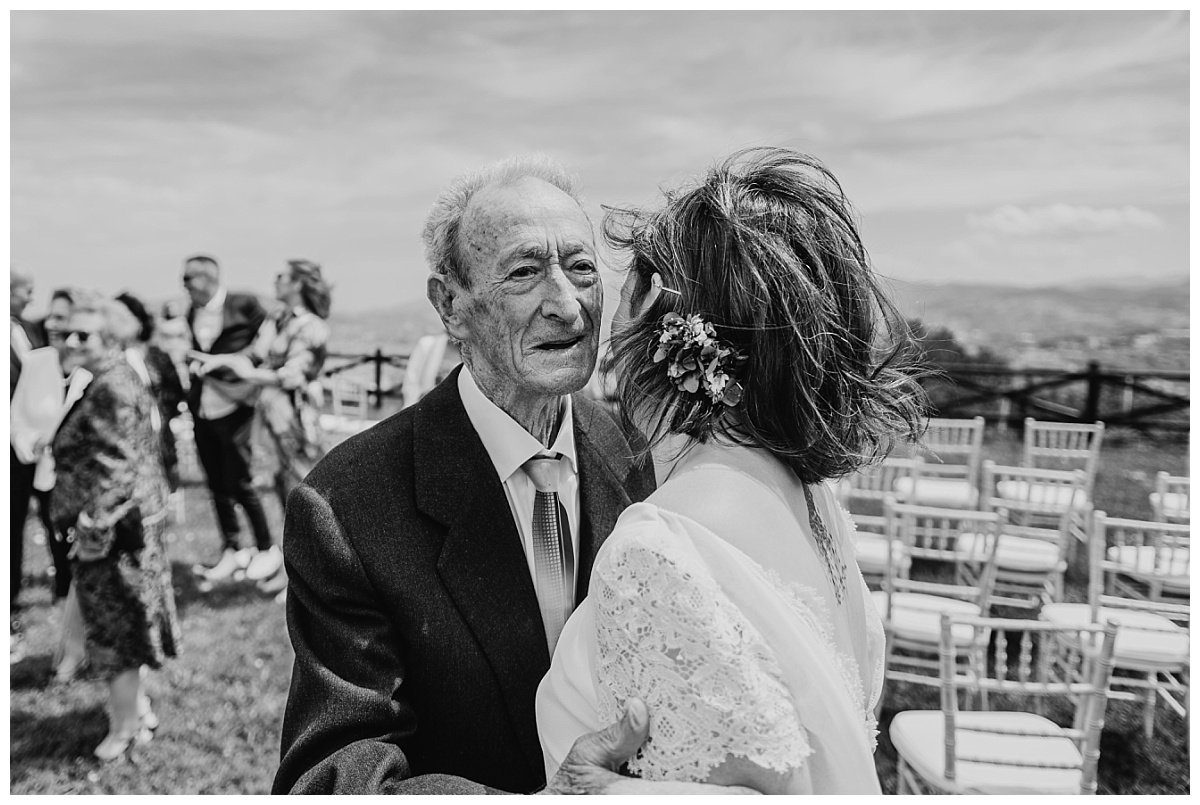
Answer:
[{"left": 967, "top": 204, "right": 1165, "bottom": 237}]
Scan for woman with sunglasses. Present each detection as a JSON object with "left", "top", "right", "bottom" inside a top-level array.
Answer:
[{"left": 50, "top": 291, "right": 181, "bottom": 762}]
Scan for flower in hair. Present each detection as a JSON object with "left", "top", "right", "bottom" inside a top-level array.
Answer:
[{"left": 652, "top": 312, "right": 746, "bottom": 407}]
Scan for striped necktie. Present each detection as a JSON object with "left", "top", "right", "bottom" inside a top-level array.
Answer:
[{"left": 522, "top": 452, "right": 575, "bottom": 655}]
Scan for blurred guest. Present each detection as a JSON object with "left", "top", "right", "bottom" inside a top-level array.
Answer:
[
  {"left": 181, "top": 254, "right": 275, "bottom": 582},
  {"left": 154, "top": 302, "right": 193, "bottom": 394},
  {"left": 10, "top": 269, "right": 46, "bottom": 639},
  {"left": 43, "top": 287, "right": 75, "bottom": 348},
  {"left": 193, "top": 259, "right": 332, "bottom": 595},
  {"left": 15, "top": 285, "right": 87, "bottom": 677},
  {"left": 50, "top": 291, "right": 180, "bottom": 761},
  {"left": 115, "top": 292, "right": 186, "bottom": 492}
]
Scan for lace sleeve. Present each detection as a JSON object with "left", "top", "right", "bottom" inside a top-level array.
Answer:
[{"left": 592, "top": 523, "right": 812, "bottom": 783}]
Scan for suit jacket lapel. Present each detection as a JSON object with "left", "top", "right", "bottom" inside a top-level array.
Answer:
[
  {"left": 415, "top": 367, "right": 549, "bottom": 780},
  {"left": 572, "top": 400, "right": 637, "bottom": 603}
]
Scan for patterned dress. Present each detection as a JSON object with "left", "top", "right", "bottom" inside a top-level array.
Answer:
[
  {"left": 51, "top": 357, "right": 181, "bottom": 674},
  {"left": 255, "top": 307, "right": 330, "bottom": 507}
]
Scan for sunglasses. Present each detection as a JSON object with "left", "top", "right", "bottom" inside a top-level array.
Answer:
[{"left": 64, "top": 329, "right": 100, "bottom": 342}]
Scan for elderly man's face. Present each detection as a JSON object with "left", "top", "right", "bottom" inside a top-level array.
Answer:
[
  {"left": 451, "top": 177, "right": 602, "bottom": 403},
  {"left": 183, "top": 260, "right": 220, "bottom": 307},
  {"left": 11, "top": 279, "right": 33, "bottom": 318}
]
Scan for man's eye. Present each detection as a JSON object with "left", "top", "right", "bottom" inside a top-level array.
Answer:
[
  {"left": 571, "top": 261, "right": 597, "bottom": 274},
  {"left": 509, "top": 266, "right": 538, "bottom": 279}
]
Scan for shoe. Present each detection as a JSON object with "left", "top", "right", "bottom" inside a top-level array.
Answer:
[
  {"left": 94, "top": 725, "right": 153, "bottom": 763},
  {"left": 198, "top": 548, "right": 253, "bottom": 582},
  {"left": 256, "top": 568, "right": 288, "bottom": 595},
  {"left": 245, "top": 545, "right": 283, "bottom": 581},
  {"left": 139, "top": 695, "right": 159, "bottom": 732}
]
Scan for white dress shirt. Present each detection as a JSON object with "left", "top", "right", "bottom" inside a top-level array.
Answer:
[
  {"left": 191, "top": 285, "right": 226, "bottom": 351},
  {"left": 458, "top": 366, "right": 582, "bottom": 604},
  {"left": 190, "top": 286, "right": 238, "bottom": 420}
]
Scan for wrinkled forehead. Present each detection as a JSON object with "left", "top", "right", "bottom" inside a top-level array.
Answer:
[{"left": 460, "top": 178, "right": 593, "bottom": 269}]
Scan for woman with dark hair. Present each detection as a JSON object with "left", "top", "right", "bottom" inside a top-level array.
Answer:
[
  {"left": 536, "top": 148, "right": 927, "bottom": 793},
  {"left": 115, "top": 292, "right": 186, "bottom": 492},
  {"left": 50, "top": 290, "right": 180, "bottom": 761},
  {"left": 191, "top": 260, "right": 331, "bottom": 595}
]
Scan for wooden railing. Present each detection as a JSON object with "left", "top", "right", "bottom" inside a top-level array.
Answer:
[
  {"left": 923, "top": 361, "right": 1189, "bottom": 432},
  {"left": 318, "top": 350, "right": 1190, "bottom": 433},
  {"left": 321, "top": 349, "right": 412, "bottom": 407}
]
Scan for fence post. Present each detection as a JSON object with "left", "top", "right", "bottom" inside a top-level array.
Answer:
[
  {"left": 1083, "top": 360, "right": 1102, "bottom": 423},
  {"left": 373, "top": 349, "right": 384, "bottom": 408}
]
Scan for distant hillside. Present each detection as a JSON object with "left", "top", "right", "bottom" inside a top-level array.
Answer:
[
  {"left": 888, "top": 278, "right": 1189, "bottom": 364},
  {"left": 326, "top": 299, "right": 444, "bottom": 354},
  {"left": 326, "top": 278, "right": 1190, "bottom": 369}
]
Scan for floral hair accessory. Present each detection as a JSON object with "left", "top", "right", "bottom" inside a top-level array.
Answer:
[{"left": 653, "top": 312, "right": 747, "bottom": 407}]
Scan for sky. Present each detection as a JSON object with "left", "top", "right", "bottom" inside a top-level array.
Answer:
[{"left": 9, "top": 9, "right": 1190, "bottom": 316}]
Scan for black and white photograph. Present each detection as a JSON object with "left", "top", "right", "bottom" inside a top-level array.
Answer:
[{"left": 9, "top": 8, "right": 1189, "bottom": 795}]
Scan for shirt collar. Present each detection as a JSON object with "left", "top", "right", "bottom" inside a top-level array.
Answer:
[
  {"left": 203, "top": 285, "right": 227, "bottom": 312},
  {"left": 458, "top": 365, "right": 577, "bottom": 484}
]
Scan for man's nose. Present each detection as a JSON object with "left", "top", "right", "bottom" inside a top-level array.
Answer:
[{"left": 540, "top": 267, "right": 583, "bottom": 323}]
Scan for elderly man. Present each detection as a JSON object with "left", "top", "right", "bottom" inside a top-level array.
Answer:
[{"left": 276, "top": 158, "right": 745, "bottom": 795}]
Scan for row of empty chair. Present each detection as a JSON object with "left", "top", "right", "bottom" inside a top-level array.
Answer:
[{"left": 838, "top": 416, "right": 1188, "bottom": 793}]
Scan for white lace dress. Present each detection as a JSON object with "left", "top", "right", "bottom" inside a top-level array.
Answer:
[{"left": 535, "top": 443, "right": 885, "bottom": 793}]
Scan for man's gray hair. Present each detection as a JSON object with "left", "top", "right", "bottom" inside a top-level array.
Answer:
[{"left": 421, "top": 154, "right": 583, "bottom": 287}]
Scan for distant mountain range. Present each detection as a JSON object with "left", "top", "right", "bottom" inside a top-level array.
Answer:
[
  {"left": 887, "top": 277, "right": 1189, "bottom": 356},
  {"left": 327, "top": 277, "right": 1190, "bottom": 362}
]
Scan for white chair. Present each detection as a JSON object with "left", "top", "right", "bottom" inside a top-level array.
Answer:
[
  {"left": 974, "top": 463, "right": 1089, "bottom": 610},
  {"left": 1041, "top": 511, "right": 1190, "bottom": 739},
  {"left": 873, "top": 499, "right": 1003, "bottom": 688},
  {"left": 890, "top": 614, "right": 1119, "bottom": 795},
  {"left": 893, "top": 416, "right": 986, "bottom": 509},
  {"left": 318, "top": 377, "right": 374, "bottom": 442},
  {"left": 1100, "top": 514, "right": 1189, "bottom": 604},
  {"left": 402, "top": 332, "right": 450, "bottom": 408},
  {"left": 1022, "top": 418, "right": 1104, "bottom": 503},
  {"left": 1150, "top": 471, "right": 1190, "bottom": 524},
  {"left": 835, "top": 458, "right": 916, "bottom": 587}
]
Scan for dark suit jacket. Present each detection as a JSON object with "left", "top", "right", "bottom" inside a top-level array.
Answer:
[
  {"left": 185, "top": 291, "right": 266, "bottom": 414},
  {"left": 10, "top": 316, "right": 47, "bottom": 398},
  {"left": 274, "top": 365, "right": 656, "bottom": 794}
]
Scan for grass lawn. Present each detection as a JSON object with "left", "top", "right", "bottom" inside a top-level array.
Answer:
[{"left": 8, "top": 427, "right": 1190, "bottom": 794}]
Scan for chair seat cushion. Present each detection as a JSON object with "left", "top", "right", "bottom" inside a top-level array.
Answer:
[
  {"left": 890, "top": 710, "right": 1084, "bottom": 794},
  {"left": 853, "top": 534, "right": 911, "bottom": 575},
  {"left": 1106, "top": 545, "right": 1190, "bottom": 589},
  {"left": 995, "top": 480, "right": 1086, "bottom": 508},
  {"left": 1040, "top": 604, "right": 1189, "bottom": 666},
  {"left": 894, "top": 477, "right": 979, "bottom": 508},
  {"left": 956, "top": 532, "right": 1063, "bottom": 572},
  {"left": 871, "top": 591, "right": 981, "bottom": 644},
  {"left": 1149, "top": 491, "right": 1189, "bottom": 520}
]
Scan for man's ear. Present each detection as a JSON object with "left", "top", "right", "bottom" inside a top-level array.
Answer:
[{"left": 427, "top": 273, "right": 470, "bottom": 343}]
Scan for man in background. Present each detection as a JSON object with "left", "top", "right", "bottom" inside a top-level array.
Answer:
[{"left": 182, "top": 255, "right": 279, "bottom": 583}]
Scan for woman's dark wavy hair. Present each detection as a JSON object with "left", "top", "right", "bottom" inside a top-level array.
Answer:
[
  {"left": 288, "top": 259, "right": 332, "bottom": 319},
  {"left": 606, "top": 147, "right": 928, "bottom": 484}
]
